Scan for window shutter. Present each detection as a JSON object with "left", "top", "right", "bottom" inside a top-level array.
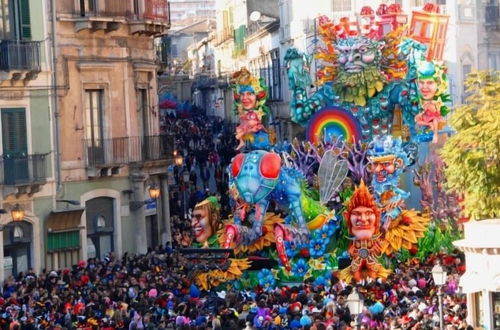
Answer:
[
  {"left": 18, "top": 0, "right": 31, "bottom": 40},
  {"left": 48, "top": 231, "right": 80, "bottom": 251},
  {"left": 1, "top": 108, "right": 27, "bottom": 155}
]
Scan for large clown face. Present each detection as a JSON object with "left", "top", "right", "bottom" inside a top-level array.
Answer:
[
  {"left": 337, "top": 38, "right": 379, "bottom": 73},
  {"left": 349, "top": 206, "right": 377, "bottom": 240},
  {"left": 191, "top": 206, "right": 213, "bottom": 243}
]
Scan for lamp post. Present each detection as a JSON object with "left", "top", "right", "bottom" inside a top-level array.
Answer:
[
  {"left": 432, "top": 262, "right": 448, "bottom": 330},
  {"left": 182, "top": 169, "right": 190, "bottom": 219},
  {"left": 346, "top": 288, "right": 364, "bottom": 329}
]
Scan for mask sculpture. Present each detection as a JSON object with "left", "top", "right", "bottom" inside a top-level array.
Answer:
[{"left": 341, "top": 180, "right": 429, "bottom": 283}]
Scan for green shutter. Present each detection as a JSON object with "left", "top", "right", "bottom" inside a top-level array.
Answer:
[
  {"left": 233, "top": 25, "right": 246, "bottom": 54},
  {"left": 18, "top": 0, "right": 31, "bottom": 40},
  {"left": 48, "top": 231, "right": 80, "bottom": 252},
  {"left": 1, "top": 108, "right": 27, "bottom": 156}
]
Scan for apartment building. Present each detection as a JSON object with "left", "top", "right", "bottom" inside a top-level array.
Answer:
[
  {"left": 49, "top": 0, "right": 172, "bottom": 270},
  {"left": 0, "top": 0, "right": 54, "bottom": 281}
]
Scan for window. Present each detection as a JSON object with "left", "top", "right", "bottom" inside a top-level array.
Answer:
[
  {"left": 80, "top": 0, "right": 96, "bottom": 17},
  {"left": 463, "top": 64, "right": 472, "bottom": 79},
  {"left": 1, "top": 108, "right": 28, "bottom": 184},
  {"left": 270, "top": 49, "right": 282, "bottom": 101},
  {"left": 0, "top": 0, "right": 30, "bottom": 40},
  {"left": 85, "top": 89, "right": 104, "bottom": 145},
  {"left": 410, "top": 0, "right": 427, "bottom": 7},
  {"left": 1, "top": 108, "right": 27, "bottom": 156},
  {"left": 85, "top": 89, "right": 105, "bottom": 165},
  {"left": 137, "top": 88, "right": 149, "bottom": 136},
  {"left": 488, "top": 53, "right": 499, "bottom": 70},
  {"left": 332, "top": 0, "right": 351, "bottom": 12}
]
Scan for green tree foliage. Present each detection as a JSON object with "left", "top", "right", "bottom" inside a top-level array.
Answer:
[{"left": 440, "top": 71, "right": 500, "bottom": 220}]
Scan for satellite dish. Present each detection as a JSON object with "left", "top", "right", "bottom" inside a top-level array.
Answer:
[{"left": 249, "top": 11, "right": 261, "bottom": 22}]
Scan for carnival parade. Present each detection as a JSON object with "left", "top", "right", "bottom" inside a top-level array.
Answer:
[{"left": 0, "top": 1, "right": 499, "bottom": 329}]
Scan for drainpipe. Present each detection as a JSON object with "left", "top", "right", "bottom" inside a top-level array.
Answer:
[{"left": 51, "top": 0, "right": 62, "bottom": 196}]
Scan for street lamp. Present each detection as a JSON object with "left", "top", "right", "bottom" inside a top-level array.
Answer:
[
  {"left": 11, "top": 204, "right": 25, "bottom": 221},
  {"left": 182, "top": 170, "right": 190, "bottom": 219},
  {"left": 129, "top": 185, "right": 162, "bottom": 211},
  {"left": 175, "top": 155, "right": 183, "bottom": 166},
  {"left": 148, "top": 185, "right": 161, "bottom": 199},
  {"left": 346, "top": 288, "right": 364, "bottom": 329},
  {"left": 432, "top": 262, "right": 448, "bottom": 330}
]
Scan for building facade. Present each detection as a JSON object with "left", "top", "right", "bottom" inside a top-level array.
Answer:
[
  {"left": 49, "top": 0, "right": 172, "bottom": 270},
  {"left": 0, "top": 0, "right": 54, "bottom": 281},
  {"left": 169, "top": 0, "right": 215, "bottom": 24},
  {"left": 454, "top": 219, "right": 500, "bottom": 329}
]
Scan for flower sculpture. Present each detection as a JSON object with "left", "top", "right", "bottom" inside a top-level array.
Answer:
[
  {"left": 292, "top": 258, "right": 309, "bottom": 278},
  {"left": 257, "top": 268, "right": 276, "bottom": 292}
]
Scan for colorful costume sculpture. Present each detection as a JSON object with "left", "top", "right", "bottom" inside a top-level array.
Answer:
[
  {"left": 342, "top": 181, "right": 390, "bottom": 282},
  {"left": 223, "top": 70, "right": 337, "bottom": 271},
  {"left": 340, "top": 180, "right": 429, "bottom": 283},
  {"left": 414, "top": 61, "right": 449, "bottom": 143},
  {"left": 286, "top": 19, "right": 418, "bottom": 142},
  {"left": 231, "top": 68, "right": 269, "bottom": 150},
  {"left": 286, "top": 5, "right": 449, "bottom": 143},
  {"left": 223, "top": 150, "right": 311, "bottom": 270},
  {"left": 188, "top": 4, "right": 450, "bottom": 289},
  {"left": 189, "top": 198, "right": 252, "bottom": 290},
  {"left": 368, "top": 135, "right": 410, "bottom": 230}
]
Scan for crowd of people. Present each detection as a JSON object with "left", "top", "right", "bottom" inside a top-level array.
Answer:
[
  {"left": 0, "top": 108, "right": 473, "bottom": 329},
  {"left": 0, "top": 246, "right": 469, "bottom": 329},
  {"left": 162, "top": 108, "right": 237, "bottom": 249}
]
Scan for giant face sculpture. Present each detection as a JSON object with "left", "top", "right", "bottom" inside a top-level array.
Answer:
[
  {"left": 417, "top": 78, "right": 438, "bottom": 100},
  {"left": 368, "top": 135, "right": 407, "bottom": 184},
  {"left": 190, "top": 199, "right": 220, "bottom": 244},
  {"left": 336, "top": 37, "right": 380, "bottom": 73},
  {"left": 370, "top": 155, "right": 403, "bottom": 184},
  {"left": 239, "top": 87, "right": 257, "bottom": 111},
  {"left": 344, "top": 181, "right": 381, "bottom": 240},
  {"left": 349, "top": 206, "right": 377, "bottom": 240},
  {"left": 191, "top": 207, "right": 212, "bottom": 243}
]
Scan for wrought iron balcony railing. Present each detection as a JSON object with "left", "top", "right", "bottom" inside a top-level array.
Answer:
[
  {"left": 0, "top": 40, "right": 41, "bottom": 72},
  {"left": 0, "top": 153, "right": 48, "bottom": 186},
  {"left": 69, "top": 0, "right": 131, "bottom": 17},
  {"left": 84, "top": 135, "right": 174, "bottom": 168},
  {"left": 143, "top": 0, "right": 170, "bottom": 22},
  {"left": 57, "top": 0, "right": 169, "bottom": 22}
]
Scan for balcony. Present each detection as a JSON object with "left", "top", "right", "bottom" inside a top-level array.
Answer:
[
  {"left": 0, "top": 40, "right": 41, "bottom": 84},
  {"left": 0, "top": 153, "right": 48, "bottom": 196},
  {"left": 129, "top": 0, "right": 171, "bottom": 36},
  {"left": 57, "top": 0, "right": 170, "bottom": 35},
  {"left": 84, "top": 135, "right": 174, "bottom": 177}
]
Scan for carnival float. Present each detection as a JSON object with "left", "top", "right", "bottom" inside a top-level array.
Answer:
[{"left": 182, "top": 3, "right": 464, "bottom": 291}]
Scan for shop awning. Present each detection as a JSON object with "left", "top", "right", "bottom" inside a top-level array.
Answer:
[{"left": 47, "top": 209, "right": 84, "bottom": 233}]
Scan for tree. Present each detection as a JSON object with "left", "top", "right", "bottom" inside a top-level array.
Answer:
[{"left": 440, "top": 71, "right": 500, "bottom": 220}]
